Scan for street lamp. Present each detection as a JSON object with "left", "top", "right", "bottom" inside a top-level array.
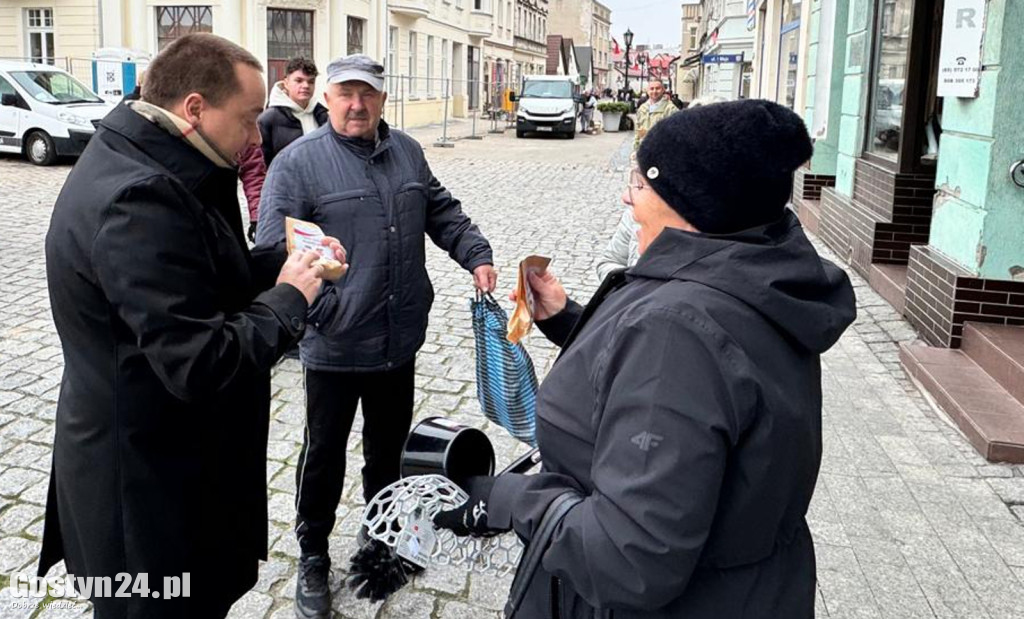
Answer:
[
  {"left": 638, "top": 53, "right": 647, "bottom": 91},
  {"left": 623, "top": 28, "right": 634, "bottom": 94}
]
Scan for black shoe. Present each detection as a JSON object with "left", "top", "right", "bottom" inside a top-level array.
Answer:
[{"left": 295, "top": 554, "right": 331, "bottom": 619}]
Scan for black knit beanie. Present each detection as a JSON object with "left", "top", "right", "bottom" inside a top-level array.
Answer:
[{"left": 636, "top": 99, "right": 813, "bottom": 235}]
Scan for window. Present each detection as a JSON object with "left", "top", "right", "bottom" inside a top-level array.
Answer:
[
  {"left": 347, "top": 16, "right": 365, "bottom": 55},
  {"left": 25, "top": 8, "right": 55, "bottom": 64},
  {"left": 10, "top": 70, "right": 101, "bottom": 104},
  {"left": 441, "top": 39, "right": 450, "bottom": 95},
  {"left": 266, "top": 9, "right": 314, "bottom": 87},
  {"left": 426, "top": 35, "right": 435, "bottom": 96},
  {"left": 866, "top": 0, "right": 912, "bottom": 161},
  {"left": 156, "top": 6, "right": 213, "bottom": 51},
  {"left": 388, "top": 26, "right": 399, "bottom": 94},
  {"left": 776, "top": 0, "right": 802, "bottom": 109},
  {"left": 687, "top": 25, "right": 699, "bottom": 51},
  {"left": 467, "top": 45, "right": 480, "bottom": 109},
  {"left": 408, "top": 31, "right": 418, "bottom": 94}
]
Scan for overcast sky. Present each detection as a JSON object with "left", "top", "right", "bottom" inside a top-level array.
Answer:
[{"left": 600, "top": 0, "right": 698, "bottom": 49}]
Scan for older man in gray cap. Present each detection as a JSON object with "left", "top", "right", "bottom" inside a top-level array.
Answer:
[{"left": 254, "top": 55, "right": 496, "bottom": 618}]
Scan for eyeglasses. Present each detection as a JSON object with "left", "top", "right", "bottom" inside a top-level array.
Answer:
[{"left": 627, "top": 168, "right": 647, "bottom": 201}]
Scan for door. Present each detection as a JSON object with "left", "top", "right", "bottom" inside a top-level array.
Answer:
[
  {"left": 266, "top": 9, "right": 314, "bottom": 88},
  {"left": 0, "top": 75, "right": 23, "bottom": 152}
]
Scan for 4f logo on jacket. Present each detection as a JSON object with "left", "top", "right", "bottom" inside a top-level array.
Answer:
[
  {"left": 631, "top": 432, "right": 663, "bottom": 452},
  {"left": 471, "top": 500, "right": 487, "bottom": 527}
]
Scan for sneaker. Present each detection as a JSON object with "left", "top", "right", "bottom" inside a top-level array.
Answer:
[{"left": 295, "top": 554, "right": 331, "bottom": 619}]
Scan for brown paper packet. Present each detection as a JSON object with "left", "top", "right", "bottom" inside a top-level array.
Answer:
[
  {"left": 507, "top": 255, "right": 552, "bottom": 344},
  {"left": 285, "top": 217, "right": 346, "bottom": 280}
]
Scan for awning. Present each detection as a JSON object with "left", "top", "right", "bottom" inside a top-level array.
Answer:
[{"left": 681, "top": 52, "right": 702, "bottom": 67}]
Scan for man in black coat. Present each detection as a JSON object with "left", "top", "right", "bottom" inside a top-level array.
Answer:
[
  {"left": 257, "top": 56, "right": 329, "bottom": 168},
  {"left": 39, "top": 33, "right": 345, "bottom": 618}
]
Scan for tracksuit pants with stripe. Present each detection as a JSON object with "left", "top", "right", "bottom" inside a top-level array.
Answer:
[{"left": 294, "top": 361, "right": 416, "bottom": 557}]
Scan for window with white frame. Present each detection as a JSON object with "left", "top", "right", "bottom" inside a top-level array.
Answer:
[
  {"left": 388, "top": 26, "right": 398, "bottom": 94},
  {"left": 441, "top": 39, "right": 450, "bottom": 95},
  {"left": 25, "top": 8, "right": 54, "bottom": 64},
  {"left": 688, "top": 25, "right": 698, "bottom": 51},
  {"left": 426, "top": 35, "right": 435, "bottom": 96},
  {"left": 408, "top": 31, "right": 418, "bottom": 95},
  {"left": 347, "top": 16, "right": 365, "bottom": 55}
]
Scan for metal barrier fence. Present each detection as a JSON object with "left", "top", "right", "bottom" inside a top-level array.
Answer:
[
  {"left": 379, "top": 75, "right": 518, "bottom": 147},
  {"left": 4, "top": 59, "right": 534, "bottom": 149}
]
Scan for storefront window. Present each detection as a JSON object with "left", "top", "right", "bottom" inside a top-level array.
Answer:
[
  {"left": 776, "top": 0, "right": 801, "bottom": 109},
  {"left": 867, "top": 0, "right": 912, "bottom": 160}
]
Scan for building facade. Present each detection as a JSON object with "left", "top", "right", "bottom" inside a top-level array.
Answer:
[
  {"left": 0, "top": 0, "right": 503, "bottom": 128},
  {"left": 750, "top": 0, "right": 811, "bottom": 110},
  {"left": 0, "top": 0, "right": 100, "bottom": 65},
  {"left": 545, "top": 0, "right": 611, "bottom": 89},
  {"left": 677, "top": 1, "right": 703, "bottom": 101},
  {"left": 696, "top": 0, "right": 754, "bottom": 99},
  {"left": 483, "top": 0, "right": 517, "bottom": 111},
  {"left": 790, "top": 0, "right": 1024, "bottom": 461},
  {"left": 387, "top": 0, "right": 492, "bottom": 125},
  {"left": 513, "top": 0, "right": 549, "bottom": 81}
]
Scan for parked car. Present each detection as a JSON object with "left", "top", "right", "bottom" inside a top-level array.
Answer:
[
  {"left": 512, "top": 75, "right": 580, "bottom": 139},
  {"left": 0, "top": 61, "right": 114, "bottom": 165}
]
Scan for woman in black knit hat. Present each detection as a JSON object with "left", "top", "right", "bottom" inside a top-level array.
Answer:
[{"left": 435, "top": 99, "right": 858, "bottom": 618}]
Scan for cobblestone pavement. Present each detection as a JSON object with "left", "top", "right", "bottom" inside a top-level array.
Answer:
[{"left": 1, "top": 126, "right": 1024, "bottom": 618}]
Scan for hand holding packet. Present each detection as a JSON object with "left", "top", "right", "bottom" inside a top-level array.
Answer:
[
  {"left": 285, "top": 217, "right": 348, "bottom": 281},
  {"left": 507, "top": 255, "right": 551, "bottom": 344}
]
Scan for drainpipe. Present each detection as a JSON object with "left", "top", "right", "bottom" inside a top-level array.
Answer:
[{"left": 97, "top": 0, "right": 104, "bottom": 48}]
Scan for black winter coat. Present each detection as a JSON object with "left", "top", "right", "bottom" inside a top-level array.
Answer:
[
  {"left": 489, "top": 212, "right": 856, "bottom": 618},
  {"left": 39, "top": 104, "right": 308, "bottom": 617},
  {"left": 254, "top": 120, "right": 493, "bottom": 372},
  {"left": 257, "top": 103, "right": 328, "bottom": 167}
]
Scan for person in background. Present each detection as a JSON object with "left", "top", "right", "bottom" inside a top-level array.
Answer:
[
  {"left": 257, "top": 56, "right": 328, "bottom": 168},
  {"left": 254, "top": 54, "right": 496, "bottom": 619},
  {"left": 238, "top": 143, "right": 267, "bottom": 242},
  {"left": 121, "top": 70, "right": 145, "bottom": 102},
  {"left": 434, "top": 99, "right": 856, "bottom": 619},
  {"left": 581, "top": 89, "right": 598, "bottom": 133},
  {"left": 632, "top": 78, "right": 676, "bottom": 153},
  {"left": 596, "top": 97, "right": 720, "bottom": 281}
]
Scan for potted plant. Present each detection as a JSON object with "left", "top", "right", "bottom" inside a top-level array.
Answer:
[{"left": 597, "top": 101, "right": 630, "bottom": 133}]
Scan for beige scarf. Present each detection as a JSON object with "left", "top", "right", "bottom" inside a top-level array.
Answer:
[{"left": 128, "top": 100, "right": 235, "bottom": 168}]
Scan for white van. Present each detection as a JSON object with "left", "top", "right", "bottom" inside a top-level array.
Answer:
[
  {"left": 0, "top": 61, "right": 114, "bottom": 165},
  {"left": 512, "top": 75, "right": 581, "bottom": 139}
]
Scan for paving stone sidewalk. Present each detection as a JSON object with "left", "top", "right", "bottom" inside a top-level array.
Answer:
[{"left": 1, "top": 130, "right": 1023, "bottom": 618}]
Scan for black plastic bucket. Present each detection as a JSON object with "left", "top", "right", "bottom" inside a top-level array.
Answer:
[{"left": 400, "top": 417, "right": 495, "bottom": 486}]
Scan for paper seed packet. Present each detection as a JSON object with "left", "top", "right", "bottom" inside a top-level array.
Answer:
[
  {"left": 507, "top": 255, "right": 552, "bottom": 344},
  {"left": 284, "top": 217, "right": 346, "bottom": 280}
]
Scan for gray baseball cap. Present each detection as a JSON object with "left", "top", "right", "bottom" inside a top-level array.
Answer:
[{"left": 326, "top": 55, "right": 386, "bottom": 91}]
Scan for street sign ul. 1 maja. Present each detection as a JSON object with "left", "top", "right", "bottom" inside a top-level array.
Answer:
[{"left": 703, "top": 54, "right": 744, "bottom": 64}]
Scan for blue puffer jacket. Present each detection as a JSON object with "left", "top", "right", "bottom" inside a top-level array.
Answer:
[{"left": 255, "top": 120, "right": 493, "bottom": 371}]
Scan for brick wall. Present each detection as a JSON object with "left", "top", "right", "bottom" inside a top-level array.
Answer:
[
  {"left": 905, "top": 245, "right": 1024, "bottom": 348},
  {"left": 819, "top": 187, "right": 853, "bottom": 261},
  {"left": 793, "top": 167, "right": 836, "bottom": 202}
]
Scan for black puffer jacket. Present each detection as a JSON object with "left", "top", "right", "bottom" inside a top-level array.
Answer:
[
  {"left": 489, "top": 211, "right": 856, "bottom": 618},
  {"left": 254, "top": 120, "right": 493, "bottom": 372},
  {"left": 257, "top": 99, "right": 328, "bottom": 167}
]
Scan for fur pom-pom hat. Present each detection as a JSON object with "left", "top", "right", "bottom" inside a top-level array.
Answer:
[{"left": 636, "top": 99, "right": 813, "bottom": 235}]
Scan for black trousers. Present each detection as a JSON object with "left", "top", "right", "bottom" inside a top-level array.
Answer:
[{"left": 294, "top": 361, "right": 416, "bottom": 556}]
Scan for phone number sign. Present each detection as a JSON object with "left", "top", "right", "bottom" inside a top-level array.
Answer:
[{"left": 937, "top": 0, "right": 986, "bottom": 98}]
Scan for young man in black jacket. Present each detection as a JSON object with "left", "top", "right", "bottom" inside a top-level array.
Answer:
[{"left": 257, "top": 56, "right": 329, "bottom": 168}]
